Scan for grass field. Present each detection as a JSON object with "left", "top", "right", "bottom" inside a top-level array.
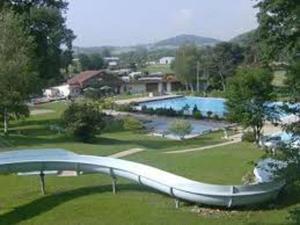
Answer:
[
  {"left": 0, "top": 102, "right": 298, "bottom": 225},
  {"left": 143, "top": 64, "right": 174, "bottom": 74}
]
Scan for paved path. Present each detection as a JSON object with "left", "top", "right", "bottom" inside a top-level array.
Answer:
[
  {"left": 164, "top": 133, "right": 242, "bottom": 154},
  {"left": 30, "top": 109, "right": 54, "bottom": 115},
  {"left": 109, "top": 148, "right": 145, "bottom": 158},
  {"left": 115, "top": 95, "right": 182, "bottom": 105}
]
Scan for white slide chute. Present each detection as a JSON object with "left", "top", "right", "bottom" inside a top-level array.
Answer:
[{"left": 0, "top": 149, "right": 284, "bottom": 207}]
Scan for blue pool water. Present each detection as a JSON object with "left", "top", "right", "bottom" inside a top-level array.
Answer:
[{"left": 139, "top": 96, "right": 227, "bottom": 117}]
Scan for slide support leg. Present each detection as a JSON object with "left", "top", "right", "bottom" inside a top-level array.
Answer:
[
  {"left": 39, "top": 172, "right": 46, "bottom": 195},
  {"left": 175, "top": 199, "right": 180, "bottom": 209},
  {"left": 112, "top": 178, "right": 117, "bottom": 194}
]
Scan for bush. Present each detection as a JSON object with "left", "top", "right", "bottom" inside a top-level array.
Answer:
[
  {"left": 193, "top": 111, "right": 202, "bottom": 120},
  {"left": 115, "top": 103, "right": 133, "bottom": 112},
  {"left": 122, "top": 116, "right": 144, "bottom": 132},
  {"left": 62, "top": 102, "right": 105, "bottom": 142},
  {"left": 242, "top": 131, "right": 256, "bottom": 143},
  {"left": 207, "top": 111, "right": 213, "bottom": 118},
  {"left": 103, "top": 117, "right": 124, "bottom": 133},
  {"left": 102, "top": 99, "right": 114, "bottom": 110},
  {"left": 168, "top": 119, "right": 192, "bottom": 140}
]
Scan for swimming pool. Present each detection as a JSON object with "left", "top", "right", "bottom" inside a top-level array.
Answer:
[{"left": 139, "top": 96, "right": 227, "bottom": 117}]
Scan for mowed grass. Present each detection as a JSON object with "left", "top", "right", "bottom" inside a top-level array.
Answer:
[
  {"left": 0, "top": 101, "right": 298, "bottom": 225},
  {"left": 143, "top": 64, "right": 174, "bottom": 74},
  {"left": 127, "top": 142, "right": 263, "bottom": 184}
]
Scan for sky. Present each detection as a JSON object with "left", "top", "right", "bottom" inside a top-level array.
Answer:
[{"left": 66, "top": 0, "right": 259, "bottom": 47}]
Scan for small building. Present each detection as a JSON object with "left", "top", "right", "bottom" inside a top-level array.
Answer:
[
  {"left": 43, "top": 84, "right": 80, "bottom": 99},
  {"left": 159, "top": 57, "right": 175, "bottom": 65},
  {"left": 122, "top": 74, "right": 181, "bottom": 94},
  {"left": 104, "top": 57, "right": 119, "bottom": 68},
  {"left": 68, "top": 70, "right": 123, "bottom": 94}
]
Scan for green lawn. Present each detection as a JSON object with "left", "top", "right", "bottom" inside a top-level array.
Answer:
[
  {"left": 143, "top": 64, "right": 174, "bottom": 74},
  {"left": 0, "top": 102, "right": 298, "bottom": 225}
]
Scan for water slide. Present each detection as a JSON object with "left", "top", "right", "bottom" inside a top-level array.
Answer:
[{"left": 0, "top": 149, "right": 285, "bottom": 208}]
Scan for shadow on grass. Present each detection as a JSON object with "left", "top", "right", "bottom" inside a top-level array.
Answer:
[{"left": 0, "top": 183, "right": 157, "bottom": 225}]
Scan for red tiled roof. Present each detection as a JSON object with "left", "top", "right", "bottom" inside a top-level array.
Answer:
[{"left": 68, "top": 70, "right": 104, "bottom": 86}]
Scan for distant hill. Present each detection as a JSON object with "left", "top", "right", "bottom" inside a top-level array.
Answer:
[
  {"left": 154, "top": 34, "right": 221, "bottom": 48},
  {"left": 74, "top": 34, "right": 222, "bottom": 56},
  {"left": 230, "top": 30, "right": 256, "bottom": 47}
]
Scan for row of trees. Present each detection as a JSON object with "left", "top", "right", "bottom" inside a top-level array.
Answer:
[{"left": 172, "top": 42, "right": 244, "bottom": 93}]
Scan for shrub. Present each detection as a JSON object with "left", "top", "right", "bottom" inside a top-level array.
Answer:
[
  {"left": 207, "top": 111, "right": 213, "bottom": 118},
  {"left": 123, "top": 116, "right": 144, "bottom": 132},
  {"left": 242, "top": 131, "right": 256, "bottom": 143},
  {"left": 103, "top": 117, "right": 124, "bottom": 133},
  {"left": 193, "top": 111, "right": 202, "bottom": 120},
  {"left": 241, "top": 171, "right": 256, "bottom": 184},
  {"left": 62, "top": 102, "right": 105, "bottom": 142},
  {"left": 102, "top": 99, "right": 115, "bottom": 110},
  {"left": 115, "top": 103, "right": 133, "bottom": 112},
  {"left": 168, "top": 119, "right": 192, "bottom": 140},
  {"left": 192, "top": 105, "right": 199, "bottom": 114}
]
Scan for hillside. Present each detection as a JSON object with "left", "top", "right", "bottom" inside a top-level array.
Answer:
[
  {"left": 230, "top": 30, "right": 256, "bottom": 47},
  {"left": 154, "top": 34, "right": 220, "bottom": 48},
  {"left": 74, "top": 34, "right": 221, "bottom": 55}
]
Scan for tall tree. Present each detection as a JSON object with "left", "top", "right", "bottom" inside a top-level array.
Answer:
[
  {"left": 255, "top": 0, "right": 300, "bottom": 61},
  {"left": 173, "top": 45, "right": 199, "bottom": 91},
  {"left": 0, "top": 10, "right": 38, "bottom": 134},
  {"left": 1, "top": 0, "right": 75, "bottom": 87},
  {"left": 212, "top": 42, "right": 244, "bottom": 91},
  {"left": 226, "top": 67, "right": 273, "bottom": 144}
]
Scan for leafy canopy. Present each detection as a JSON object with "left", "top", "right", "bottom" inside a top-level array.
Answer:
[
  {"left": 62, "top": 102, "right": 105, "bottom": 142},
  {"left": 0, "top": 10, "right": 38, "bottom": 132},
  {"left": 226, "top": 67, "right": 273, "bottom": 142}
]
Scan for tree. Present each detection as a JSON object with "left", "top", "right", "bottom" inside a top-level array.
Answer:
[
  {"left": 255, "top": 0, "right": 299, "bottom": 61},
  {"left": 212, "top": 42, "right": 244, "bottom": 91},
  {"left": 285, "top": 59, "right": 300, "bottom": 102},
  {"left": 78, "top": 54, "right": 91, "bottom": 71},
  {"left": 168, "top": 119, "right": 192, "bottom": 140},
  {"left": 89, "top": 54, "right": 105, "bottom": 70},
  {"left": 1, "top": 0, "right": 75, "bottom": 87},
  {"left": 78, "top": 53, "right": 104, "bottom": 71},
  {"left": 226, "top": 67, "right": 273, "bottom": 144},
  {"left": 62, "top": 102, "right": 105, "bottom": 142},
  {"left": 0, "top": 10, "right": 38, "bottom": 134},
  {"left": 173, "top": 45, "right": 199, "bottom": 91}
]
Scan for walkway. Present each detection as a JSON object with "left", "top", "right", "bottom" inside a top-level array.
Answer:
[
  {"left": 164, "top": 133, "right": 242, "bottom": 154},
  {"left": 109, "top": 148, "right": 145, "bottom": 158}
]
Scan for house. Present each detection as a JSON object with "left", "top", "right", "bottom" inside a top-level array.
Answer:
[
  {"left": 122, "top": 74, "right": 182, "bottom": 94},
  {"left": 159, "top": 57, "right": 175, "bottom": 65},
  {"left": 104, "top": 57, "right": 120, "bottom": 68},
  {"left": 68, "top": 70, "right": 123, "bottom": 94},
  {"left": 68, "top": 70, "right": 105, "bottom": 89}
]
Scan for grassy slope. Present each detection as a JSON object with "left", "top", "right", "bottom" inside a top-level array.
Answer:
[{"left": 0, "top": 102, "right": 297, "bottom": 225}]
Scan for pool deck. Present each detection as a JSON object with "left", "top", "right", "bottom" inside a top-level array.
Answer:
[{"left": 115, "top": 95, "right": 183, "bottom": 105}]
